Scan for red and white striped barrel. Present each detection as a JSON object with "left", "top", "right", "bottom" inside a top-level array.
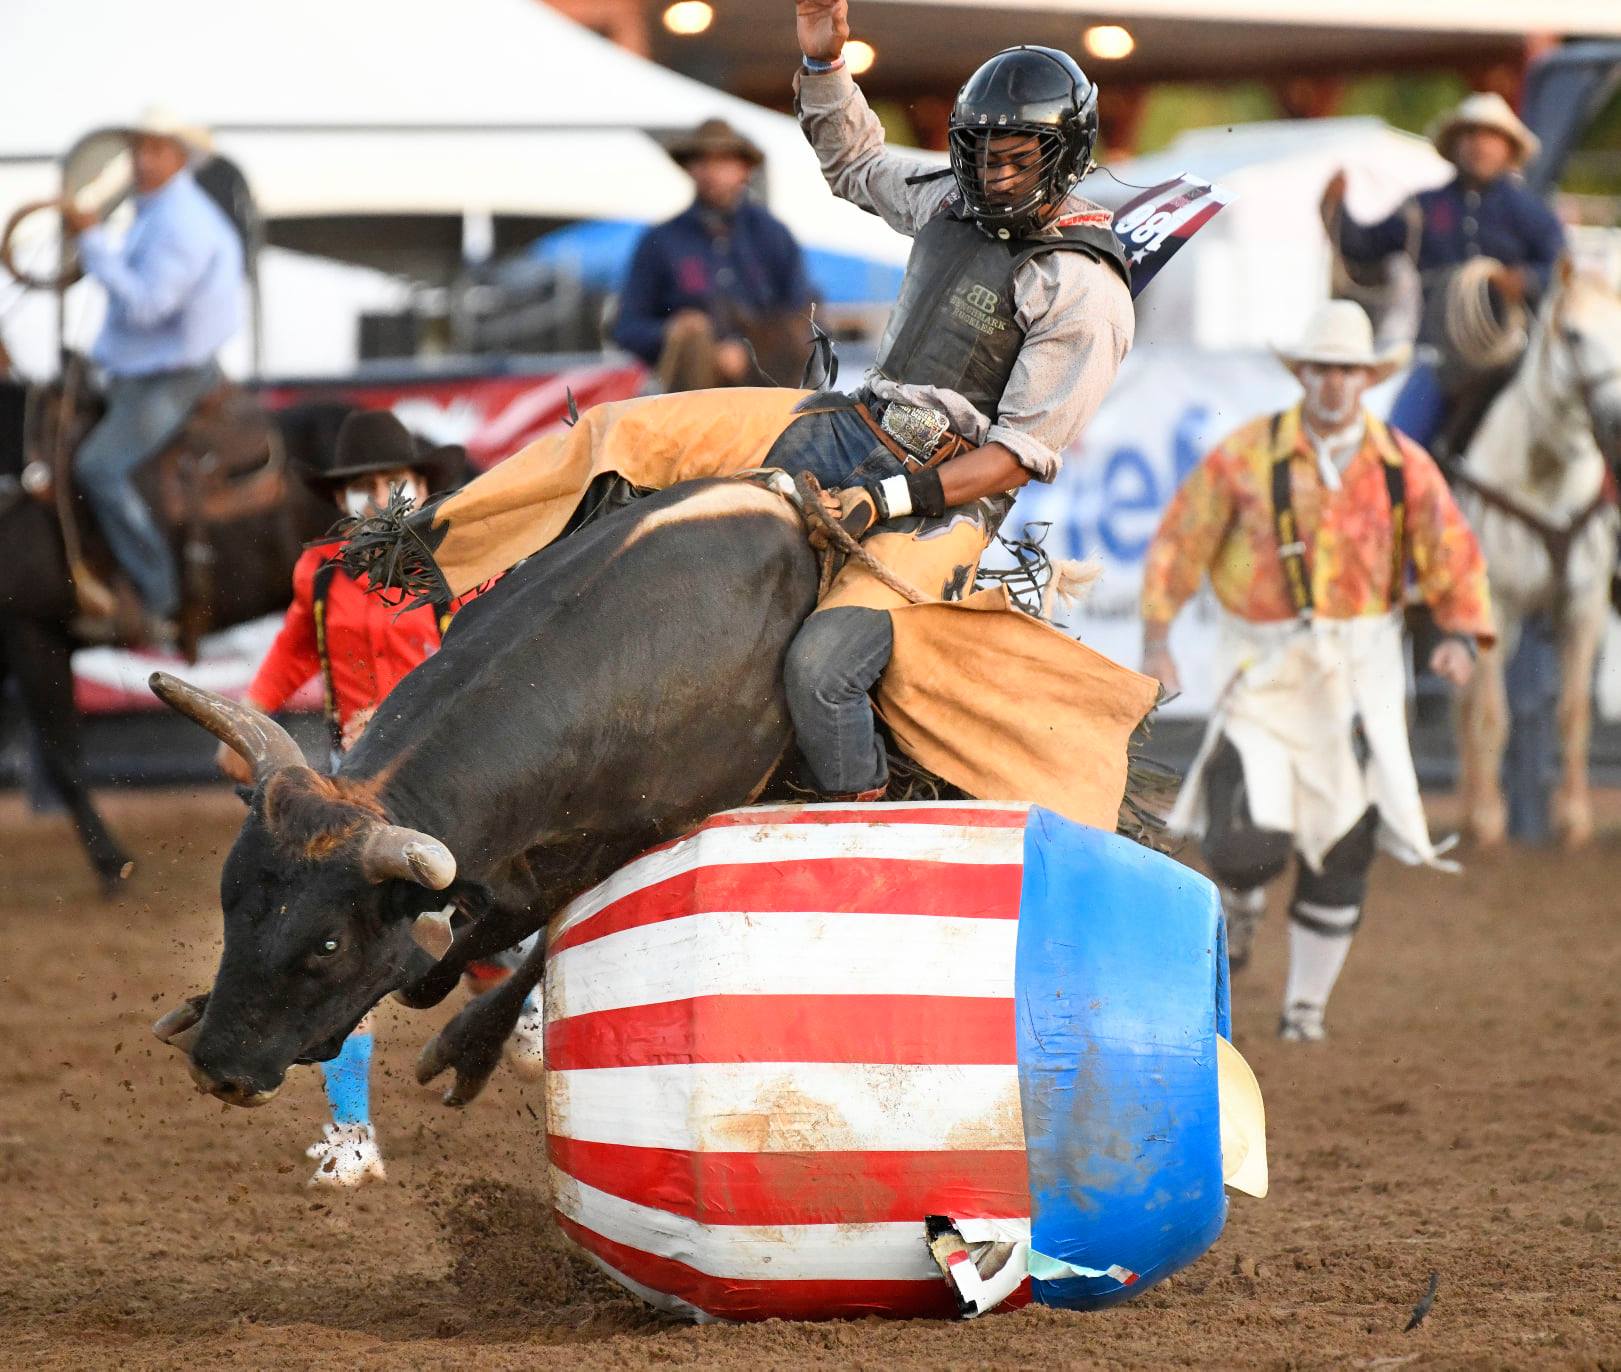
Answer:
[{"left": 544, "top": 802, "right": 1033, "bottom": 1321}]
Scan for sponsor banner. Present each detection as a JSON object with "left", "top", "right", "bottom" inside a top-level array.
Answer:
[{"left": 1110, "top": 175, "right": 1235, "bottom": 299}]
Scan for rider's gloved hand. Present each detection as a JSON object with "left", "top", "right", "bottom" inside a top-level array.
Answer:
[{"left": 808, "top": 485, "right": 880, "bottom": 550}]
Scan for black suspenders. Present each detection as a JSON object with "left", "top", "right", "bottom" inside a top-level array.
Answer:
[
  {"left": 1268, "top": 412, "right": 1407, "bottom": 623},
  {"left": 311, "top": 559, "right": 453, "bottom": 759},
  {"left": 310, "top": 561, "right": 345, "bottom": 757}
]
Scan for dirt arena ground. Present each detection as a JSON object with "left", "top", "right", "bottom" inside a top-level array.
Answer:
[{"left": 2, "top": 787, "right": 1618, "bottom": 1370}]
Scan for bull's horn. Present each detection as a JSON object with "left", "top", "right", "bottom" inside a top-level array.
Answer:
[
  {"left": 360, "top": 824, "right": 457, "bottom": 889},
  {"left": 153, "top": 993, "right": 208, "bottom": 1049},
  {"left": 149, "top": 672, "right": 304, "bottom": 781}
]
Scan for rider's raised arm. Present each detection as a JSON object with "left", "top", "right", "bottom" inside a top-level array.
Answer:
[{"left": 795, "top": 64, "right": 954, "bottom": 237}]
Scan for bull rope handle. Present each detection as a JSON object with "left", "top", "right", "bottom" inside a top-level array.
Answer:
[{"left": 792, "top": 469, "right": 931, "bottom": 606}]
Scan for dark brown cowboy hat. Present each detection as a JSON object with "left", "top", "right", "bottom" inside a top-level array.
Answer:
[
  {"left": 302, "top": 409, "right": 466, "bottom": 496},
  {"left": 667, "top": 118, "right": 764, "bottom": 169}
]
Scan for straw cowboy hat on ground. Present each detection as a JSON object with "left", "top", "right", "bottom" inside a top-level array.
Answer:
[
  {"left": 665, "top": 117, "right": 764, "bottom": 169},
  {"left": 1274, "top": 300, "right": 1411, "bottom": 383},
  {"left": 1428, "top": 91, "right": 1540, "bottom": 170}
]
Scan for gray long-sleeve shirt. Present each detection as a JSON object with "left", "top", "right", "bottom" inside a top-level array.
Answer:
[{"left": 795, "top": 66, "right": 1133, "bottom": 481}]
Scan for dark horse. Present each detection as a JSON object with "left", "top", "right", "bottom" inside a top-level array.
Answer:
[{"left": 0, "top": 376, "right": 346, "bottom": 890}]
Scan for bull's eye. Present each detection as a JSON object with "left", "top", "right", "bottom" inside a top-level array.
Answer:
[{"left": 317, "top": 937, "right": 341, "bottom": 957}]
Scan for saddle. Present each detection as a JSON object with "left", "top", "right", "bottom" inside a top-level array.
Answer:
[{"left": 37, "top": 377, "right": 287, "bottom": 660}]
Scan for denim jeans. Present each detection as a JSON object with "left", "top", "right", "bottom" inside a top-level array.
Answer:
[
  {"left": 74, "top": 363, "right": 219, "bottom": 617},
  {"left": 784, "top": 605, "right": 895, "bottom": 795},
  {"left": 763, "top": 403, "right": 908, "bottom": 490},
  {"left": 1388, "top": 361, "right": 1446, "bottom": 449}
]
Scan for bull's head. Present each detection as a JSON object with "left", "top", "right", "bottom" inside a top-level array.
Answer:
[{"left": 149, "top": 672, "right": 458, "bottom": 1106}]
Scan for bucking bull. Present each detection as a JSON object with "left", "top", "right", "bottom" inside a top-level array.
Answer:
[{"left": 152, "top": 478, "right": 819, "bottom": 1105}]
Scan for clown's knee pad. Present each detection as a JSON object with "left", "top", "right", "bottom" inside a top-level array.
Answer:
[
  {"left": 1199, "top": 737, "right": 1291, "bottom": 891},
  {"left": 1294, "top": 806, "right": 1379, "bottom": 909}
]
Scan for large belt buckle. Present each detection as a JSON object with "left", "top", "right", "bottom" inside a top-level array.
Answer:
[{"left": 880, "top": 402, "right": 951, "bottom": 464}]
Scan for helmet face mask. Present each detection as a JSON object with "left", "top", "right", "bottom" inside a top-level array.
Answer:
[
  {"left": 948, "top": 46, "right": 1100, "bottom": 237},
  {"left": 949, "top": 126, "right": 1068, "bottom": 232}
]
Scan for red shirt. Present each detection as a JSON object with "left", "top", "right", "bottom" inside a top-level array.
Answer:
[{"left": 246, "top": 545, "right": 470, "bottom": 728}]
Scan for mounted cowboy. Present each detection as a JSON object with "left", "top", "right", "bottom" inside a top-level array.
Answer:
[
  {"left": 59, "top": 107, "right": 246, "bottom": 645},
  {"left": 613, "top": 117, "right": 813, "bottom": 393},
  {"left": 1321, "top": 91, "right": 1567, "bottom": 461},
  {"left": 1140, "top": 300, "right": 1494, "bottom": 1043},
  {"left": 344, "top": 0, "right": 1137, "bottom": 804}
]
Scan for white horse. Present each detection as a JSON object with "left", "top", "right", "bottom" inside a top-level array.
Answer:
[{"left": 1456, "top": 261, "right": 1621, "bottom": 848}]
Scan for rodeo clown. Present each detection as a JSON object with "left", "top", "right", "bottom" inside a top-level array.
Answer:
[
  {"left": 343, "top": 0, "right": 1136, "bottom": 804},
  {"left": 1140, "top": 301, "right": 1494, "bottom": 1042},
  {"left": 224, "top": 411, "right": 543, "bottom": 1185}
]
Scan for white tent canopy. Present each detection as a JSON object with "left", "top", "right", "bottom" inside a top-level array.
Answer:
[
  {"left": 0, "top": 0, "right": 915, "bottom": 263},
  {"left": 1099, "top": 116, "right": 1452, "bottom": 351}
]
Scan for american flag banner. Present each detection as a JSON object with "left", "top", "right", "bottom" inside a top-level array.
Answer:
[{"left": 544, "top": 801, "right": 1253, "bottom": 1323}]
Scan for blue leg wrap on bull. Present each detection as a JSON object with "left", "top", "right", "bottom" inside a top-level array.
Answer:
[{"left": 322, "top": 1029, "right": 373, "bottom": 1127}]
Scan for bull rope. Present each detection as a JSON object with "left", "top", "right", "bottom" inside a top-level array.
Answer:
[{"left": 792, "top": 469, "right": 931, "bottom": 606}]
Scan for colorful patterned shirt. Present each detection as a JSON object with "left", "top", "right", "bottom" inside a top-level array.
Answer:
[{"left": 1141, "top": 405, "right": 1494, "bottom": 642}]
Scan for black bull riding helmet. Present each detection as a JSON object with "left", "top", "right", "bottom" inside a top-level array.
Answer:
[{"left": 948, "top": 45, "right": 1100, "bottom": 237}]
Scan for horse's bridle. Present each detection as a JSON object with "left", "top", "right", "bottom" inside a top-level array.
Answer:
[
  {"left": 1451, "top": 293, "right": 1621, "bottom": 625},
  {"left": 1531, "top": 290, "right": 1621, "bottom": 456}
]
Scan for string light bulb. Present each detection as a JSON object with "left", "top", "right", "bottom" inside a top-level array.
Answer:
[
  {"left": 662, "top": 2, "right": 714, "bottom": 37},
  {"left": 1083, "top": 25, "right": 1135, "bottom": 60}
]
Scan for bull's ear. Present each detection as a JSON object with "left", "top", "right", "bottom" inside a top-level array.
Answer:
[
  {"left": 233, "top": 784, "right": 254, "bottom": 807},
  {"left": 360, "top": 824, "right": 457, "bottom": 889}
]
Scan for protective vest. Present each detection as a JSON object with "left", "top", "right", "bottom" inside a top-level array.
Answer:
[{"left": 873, "top": 208, "right": 1131, "bottom": 421}]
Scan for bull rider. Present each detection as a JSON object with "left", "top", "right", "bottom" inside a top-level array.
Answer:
[
  {"left": 345, "top": 0, "right": 1137, "bottom": 805},
  {"left": 1140, "top": 301, "right": 1494, "bottom": 1042}
]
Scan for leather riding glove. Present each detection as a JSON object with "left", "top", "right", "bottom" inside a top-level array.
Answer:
[{"left": 808, "top": 485, "right": 880, "bottom": 550}]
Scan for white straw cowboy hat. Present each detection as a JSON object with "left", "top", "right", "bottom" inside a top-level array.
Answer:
[
  {"left": 1428, "top": 91, "right": 1540, "bottom": 169},
  {"left": 1274, "top": 300, "right": 1411, "bottom": 383},
  {"left": 115, "top": 105, "right": 214, "bottom": 156}
]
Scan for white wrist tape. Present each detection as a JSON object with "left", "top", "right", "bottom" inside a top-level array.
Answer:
[{"left": 878, "top": 474, "right": 912, "bottom": 519}]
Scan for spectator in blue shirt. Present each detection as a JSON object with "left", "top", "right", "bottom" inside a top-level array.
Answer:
[
  {"left": 1321, "top": 92, "right": 1566, "bottom": 454},
  {"left": 62, "top": 108, "right": 244, "bottom": 638},
  {"left": 613, "top": 118, "right": 812, "bottom": 392}
]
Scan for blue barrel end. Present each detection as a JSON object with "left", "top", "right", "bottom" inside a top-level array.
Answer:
[{"left": 1015, "top": 807, "right": 1229, "bottom": 1310}]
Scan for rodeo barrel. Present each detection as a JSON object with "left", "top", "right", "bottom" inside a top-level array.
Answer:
[{"left": 542, "top": 801, "right": 1267, "bottom": 1322}]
